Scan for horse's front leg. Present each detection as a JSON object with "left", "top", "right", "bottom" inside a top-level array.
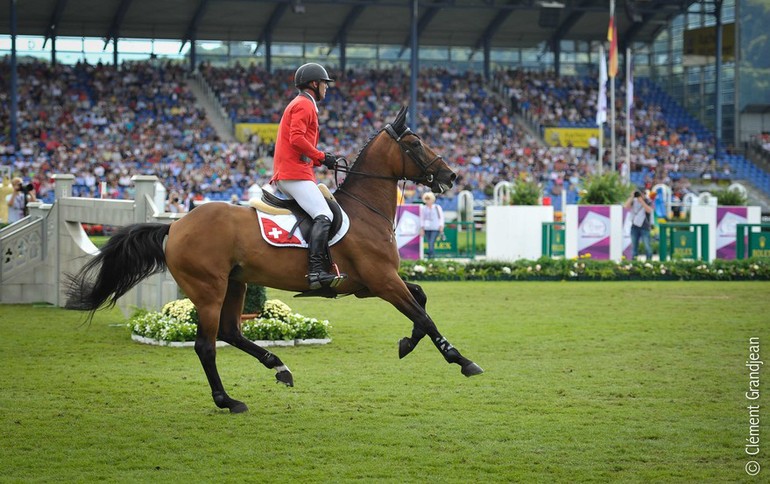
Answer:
[
  {"left": 398, "top": 282, "right": 428, "bottom": 358},
  {"left": 378, "top": 278, "right": 483, "bottom": 377}
]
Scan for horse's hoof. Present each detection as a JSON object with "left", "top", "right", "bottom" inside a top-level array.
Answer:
[
  {"left": 229, "top": 401, "right": 249, "bottom": 414},
  {"left": 276, "top": 369, "right": 294, "bottom": 387},
  {"left": 398, "top": 337, "right": 414, "bottom": 359},
  {"left": 461, "top": 362, "right": 484, "bottom": 377}
]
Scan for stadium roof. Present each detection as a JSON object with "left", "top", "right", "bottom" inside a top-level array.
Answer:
[{"left": 4, "top": 0, "right": 695, "bottom": 52}]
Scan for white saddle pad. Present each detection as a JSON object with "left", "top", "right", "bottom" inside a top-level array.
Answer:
[{"left": 256, "top": 210, "right": 350, "bottom": 248}]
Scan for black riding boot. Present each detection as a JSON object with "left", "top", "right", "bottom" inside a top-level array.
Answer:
[{"left": 307, "top": 215, "right": 347, "bottom": 290}]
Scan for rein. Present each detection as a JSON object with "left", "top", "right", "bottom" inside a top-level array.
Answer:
[{"left": 334, "top": 185, "right": 396, "bottom": 230}]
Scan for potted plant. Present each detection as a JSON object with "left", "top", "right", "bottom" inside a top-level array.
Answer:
[
  {"left": 242, "top": 284, "right": 267, "bottom": 319},
  {"left": 578, "top": 172, "right": 632, "bottom": 205},
  {"left": 509, "top": 177, "right": 541, "bottom": 206}
]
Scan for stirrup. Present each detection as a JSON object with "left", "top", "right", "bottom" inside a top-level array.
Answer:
[{"left": 307, "top": 264, "right": 347, "bottom": 290}]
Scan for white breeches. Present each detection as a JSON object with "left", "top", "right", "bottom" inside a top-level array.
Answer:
[{"left": 274, "top": 180, "right": 334, "bottom": 221}]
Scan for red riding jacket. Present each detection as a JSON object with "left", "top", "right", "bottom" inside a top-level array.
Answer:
[{"left": 271, "top": 93, "right": 325, "bottom": 182}]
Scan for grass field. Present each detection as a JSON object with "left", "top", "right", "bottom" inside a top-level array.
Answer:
[{"left": 1, "top": 282, "right": 767, "bottom": 482}]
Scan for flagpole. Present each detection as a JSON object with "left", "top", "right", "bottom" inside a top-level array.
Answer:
[
  {"left": 597, "top": 43, "right": 605, "bottom": 175},
  {"left": 626, "top": 46, "right": 632, "bottom": 184},
  {"left": 611, "top": 73, "right": 616, "bottom": 172},
  {"left": 598, "top": 125, "right": 604, "bottom": 175},
  {"left": 609, "top": 0, "right": 616, "bottom": 173}
]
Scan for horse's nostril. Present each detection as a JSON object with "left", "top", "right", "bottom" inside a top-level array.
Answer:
[{"left": 450, "top": 173, "right": 457, "bottom": 182}]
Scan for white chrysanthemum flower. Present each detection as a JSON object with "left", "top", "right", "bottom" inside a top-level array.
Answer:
[{"left": 261, "top": 299, "right": 293, "bottom": 321}]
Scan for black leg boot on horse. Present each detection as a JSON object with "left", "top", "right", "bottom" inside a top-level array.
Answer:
[{"left": 307, "top": 215, "right": 347, "bottom": 290}]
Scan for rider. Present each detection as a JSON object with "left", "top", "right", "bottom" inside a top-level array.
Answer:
[{"left": 270, "top": 62, "right": 347, "bottom": 290}]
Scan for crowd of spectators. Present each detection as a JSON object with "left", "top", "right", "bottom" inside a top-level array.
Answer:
[
  {"left": 201, "top": 63, "right": 601, "bottom": 203},
  {"left": 494, "top": 68, "right": 729, "bottom": 193},
  {"left": 0, "top": 59, "right": 267, "bottom": 206},
  {"left": 1, "top": 59, "right": 731, "bottom": 213}
]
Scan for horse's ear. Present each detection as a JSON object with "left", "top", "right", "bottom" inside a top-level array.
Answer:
[{"left": 393, "top": 106, "right": 408, "bottom": 131}]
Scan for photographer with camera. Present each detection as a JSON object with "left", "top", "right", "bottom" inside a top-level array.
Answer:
[
  {"left": 166, "top": 190, "right": 184, "bottom": 214},
  {"left": 624, "top": 188, "right": 654, "bottom": 261},
  {"left": 5, "top": 177, "right": 36, "bottom": 224}
]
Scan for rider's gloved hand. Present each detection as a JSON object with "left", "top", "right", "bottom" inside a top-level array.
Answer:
[{"left": 322, "top": 153, "right": 338, "bottom": 169}]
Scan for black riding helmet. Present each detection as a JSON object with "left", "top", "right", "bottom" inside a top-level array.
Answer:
[{"left": 294, "top": 63, "right": 334, "bottom": 88}]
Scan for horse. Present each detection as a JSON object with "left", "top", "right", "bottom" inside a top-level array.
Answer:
[{"left": 65, "top": 106, "right": 483, "bottom": 413}]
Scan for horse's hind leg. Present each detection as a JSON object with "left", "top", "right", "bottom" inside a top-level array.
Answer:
[
  {"left": 217, "top": 279, "right": 294, "bottom": 387},
  {"left": 398, "top": 282, "right": 428, "bottom": 358},
  {"left": 180, "top": 274, "right": 248, "bottom": 413},
  {"left": 193, "top": 299, "right": 249, "bottom": 413}
]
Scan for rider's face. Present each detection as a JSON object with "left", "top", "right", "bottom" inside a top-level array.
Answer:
[{"left": 317, "top": 81, "right": 328, "bottom": 101}]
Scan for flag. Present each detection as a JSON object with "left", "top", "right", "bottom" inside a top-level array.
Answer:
[
  {"left": 607, "top": 16, "right": 618, "bottom": 78},
  {"left": 596, "top": 46, "right": 607, "bottom": 126}
]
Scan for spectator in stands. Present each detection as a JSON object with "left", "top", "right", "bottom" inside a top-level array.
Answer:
[
  {"left": 624, "top": 189, "right": 654, "bottom": 261},
  {"left": 5, "top": 177, "right": 36, "bottom": 223},
  {"left": 270, "top": 62, "right": 345, "bottom": 290},
  {"left": 420, "top": 191, "right": 445, "bottom": 259}
]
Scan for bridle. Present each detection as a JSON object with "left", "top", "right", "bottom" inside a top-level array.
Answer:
[
  {"left": 332, "top": 123, "right": 446, "bottom": 228},
  {"left": 332, "top": 123, "right": 444, "bottom": 186}
]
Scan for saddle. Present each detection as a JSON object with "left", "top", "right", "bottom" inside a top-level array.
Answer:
[
  {"left": 250, "top": 185, "right": 349, "bottom": 299},
  {"left": 249, "top": 184, "right": 349, "bottom": 248}
]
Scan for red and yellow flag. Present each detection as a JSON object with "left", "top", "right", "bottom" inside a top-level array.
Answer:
[{"left": 607, "top": 16, "right": 618, "bottom": 78}]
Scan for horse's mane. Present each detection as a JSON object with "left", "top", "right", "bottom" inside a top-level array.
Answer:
[
  {"left": 337, "top": 130, "right": 379, "bottom": 190},
  {"left": 337, "top": 106, "right": 409, "bottom": 191}
]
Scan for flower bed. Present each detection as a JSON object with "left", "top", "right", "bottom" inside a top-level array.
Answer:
[
  {"left": 398, "top": 257, "right": 770, "bottom": 282},
  {"left": 129, "top": 299, "right": 331, "bottom": 347}
]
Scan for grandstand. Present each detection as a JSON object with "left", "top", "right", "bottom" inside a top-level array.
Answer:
[{"left": 2, "top": 0, "right": 769, "bottom": 218}]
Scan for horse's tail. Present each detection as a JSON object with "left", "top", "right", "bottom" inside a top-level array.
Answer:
[{"left": 65, "top": 223, "right": 171, "bottom": 318}]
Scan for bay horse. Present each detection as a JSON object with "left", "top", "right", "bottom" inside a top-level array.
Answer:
[{"left": 65, "top": 106, "right": 483, "bottom": 413}]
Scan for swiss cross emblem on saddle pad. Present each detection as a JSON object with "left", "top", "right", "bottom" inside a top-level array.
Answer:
[{"left": 249, "top": 184, "right": 350, "bottom": 248}]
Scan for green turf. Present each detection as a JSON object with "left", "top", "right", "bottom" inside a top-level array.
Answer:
[{"left": 1, "top": 282, "right": 767, "bottom": 482}]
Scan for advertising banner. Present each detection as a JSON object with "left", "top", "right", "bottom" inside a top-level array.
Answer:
[
  {"left": 716, "top": 207, "right": 748, "bottom": 259},
  {"left": 672, "top": 230, "right": 698, "bottom": 259},
  {"left": 578, "top": 206, "right": 611, "bottom": 259},
  {"left": 543, "top": 128, "right": 600, "bottom": 148},
  {"left": 748, "top": 232, "right": 770, "bottom": 258},
  {"left": 551, "top": 224, "right": 566, "bottom": 257},
  {"left": 429, "top": 227, "right": 456, "bottom": 257},
  {"left": 396, "top": 205, "right": 422, "bottom": 260},
  {"left": 622, "top": 208, "right": 633, "bottom": 260},
  {"left": 235, "top": 123, "right": 280, "bottom": 143}
]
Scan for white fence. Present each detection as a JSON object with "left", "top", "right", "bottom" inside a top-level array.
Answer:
[{"left": 0, "top": 174, "right": 180, "bottom": 316}]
